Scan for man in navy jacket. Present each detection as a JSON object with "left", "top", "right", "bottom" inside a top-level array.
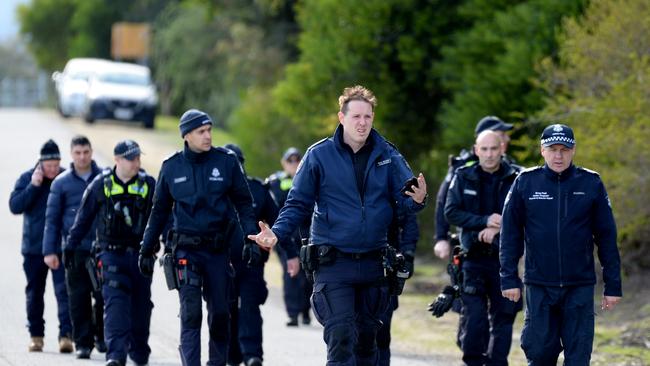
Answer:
[
  {"left": 42, "top": 135, "right": 105, "bottom": 359},
  {"left": 500, "top": 124, "right": 622, "bottom": 366},
  {"left": 9, "top": 139, "right": 72, "bottom": 353},
  {"left": 445, "top": 131, "right": 522, "bottom": 366},
  {"left": 249, "top": 85, "right": 427, "bottom": 365}
]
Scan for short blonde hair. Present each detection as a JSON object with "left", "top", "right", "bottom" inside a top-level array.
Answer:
[{"left": 338, "top": 85, "right": 377, "bottom": 114}]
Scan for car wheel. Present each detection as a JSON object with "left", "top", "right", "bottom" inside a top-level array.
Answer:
[
  {"left": 143, "top": 115, "right": 155, "bottom": 129},
  {"left": 84, "top": 112, "right": 95, "bottom": 124}
]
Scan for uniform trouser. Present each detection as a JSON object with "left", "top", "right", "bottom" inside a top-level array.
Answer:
[
  {"left": 521, "top": 284, "right": 594, "bottom": 366},
  {"left": 22, "top": 253, "right": 72, "bottom": 338},
  {"left": 277, "top": 246, "right": 312, "bottom": 318},
  {"left": 311, "top": 256, "right": 391, "bottom": 366},
  {"left": 176, "top": 248, "right": 233, "bottom": 366},
  {"left": 65, "top": 250, "right": 104, "bottom": 349},
  {"left": 376, "top": 296, "right": 398, "bottom": 366},
  {"left": 458, "top": 261, "right": 521, "bottom": 366},
  {"left": 98, "top": 250, "right": 153, "bottom": 364},
  {"left": 228, "top": 259, "right": 268, "bottom": 365}
]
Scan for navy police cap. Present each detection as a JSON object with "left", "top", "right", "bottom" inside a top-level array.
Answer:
[{"left": 540, "top": 124, "right": 575, "bottom": 148}]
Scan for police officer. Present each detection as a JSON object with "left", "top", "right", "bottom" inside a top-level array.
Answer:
[
  {"left": 376, "top": 209, "right": 418, "bottom": 365},
  {"left": 500, "top": 124, "right": 622, "bottom": 366},
  {"left": 9, "top": 139, "right": 72, "bottom": 353},
  {"left": 42, "top": 135, "right": 105, "bottom": 359},
  {"left": 139, "top": 109, "right": 258, "bottom": 366},
  {"left": 265, "top": 147, "right": 311, "bottom": 326},
  {"left": 249, "top": 85, "right": 427, "bottom": 365},
  {"left": 66, "top": 140, "right": 155, "bottom": 366},
  {"left": 224, "top": 143, "right": 287, "bottom": 366},
  {"left": 445, "top": 131, "right": 522, "bottom": 366},
  {"left": 434, "top": 116, "right": 514, "bottom": 259}
]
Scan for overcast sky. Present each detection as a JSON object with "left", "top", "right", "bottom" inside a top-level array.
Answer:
[{"left": 0, "top": 0, "right": 29, "bottom": 42}]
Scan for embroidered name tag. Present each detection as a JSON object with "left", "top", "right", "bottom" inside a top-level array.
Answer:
[
  {"left": 463, "top": 189, "right": 477, "bottom": 196},
  {"left": 529, "top": 191, "right": 553, "bottom": 200},
  {"left": 377, "top": 159, "right": 391, "bottom": 167},
  {"left": 174, "top": 176, "right": 187, "bottom": 184}
]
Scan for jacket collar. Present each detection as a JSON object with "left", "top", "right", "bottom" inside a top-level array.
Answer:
[
  {"left": 69, "top": 160, "right": 101, "bottom": 180},
  {"left": 463, "top": 160, "right": 516, "bottom": 181},
  {"left": 333, "top": 124, "right": 383, "bottom": 154},
  {"left": 542, "top": 163, "right": 575, "bottom": 181},
  {"left": 183, "top": 142, "right": 211, "bottom": 163}
]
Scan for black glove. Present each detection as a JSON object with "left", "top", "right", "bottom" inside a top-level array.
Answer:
[
  {"left": 63, "top": 248, "right": 89, "bottom": 269},
  {"left": 428, "top": 285, "right": 460, "bottom": 318},
  {"left": 403, "top": 254, "right": 415, "bottom": 279},
  {"left": 242, "top": 240, "right": 262, "bottom": 267},
  {"left": 138, "top": 245, "right": 155, "bottom": 277}
]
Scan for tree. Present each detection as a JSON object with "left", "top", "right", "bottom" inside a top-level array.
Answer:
[
  {"left": 538, "top": 0, "right": 650, "bottom": 268},
  {"left": 437, "top": 0, "right": 587, "bottom": 155}
]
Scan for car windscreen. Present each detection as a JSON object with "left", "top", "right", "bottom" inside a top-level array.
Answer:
[{"left": 97, "top": 72, "right": 150, "bottom": 86}]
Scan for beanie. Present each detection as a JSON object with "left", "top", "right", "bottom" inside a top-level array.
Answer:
[
  {"left": 40, "top": 139, "right": 61, "bottom": 161},
  {"left": 179, "top": 109, "right": 212, "bottom": 137}
]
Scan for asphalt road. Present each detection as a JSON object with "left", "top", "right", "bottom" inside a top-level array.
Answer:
[{"left": 0, "top": 109, "right": 438, "bottom": 365}]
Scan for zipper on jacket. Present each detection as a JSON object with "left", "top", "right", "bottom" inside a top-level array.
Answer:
[{"left": 557, "top": 174, "right": 563, "bottom": 287}]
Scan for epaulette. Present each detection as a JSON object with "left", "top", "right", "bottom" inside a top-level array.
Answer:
[
  {"left": 577, "top": 166, "right": 600, "bottom": 176},
  {"left": 162, "top": 150, "right": 182, "bottom": 164},
  {"left": 307, "top": 137, "right": 329, "bottom": 151},
  {"left": 454, "top": 163, "right": 475, "bottom": 174},
  {"left": 519, "top": 166, "right": 542, "bottom": 175},
  {"left": 214, "top": 146, "right": 234, "bottom": 155},
  {"left": 101, "top": 168, "right": 112, "bottom": 177}
]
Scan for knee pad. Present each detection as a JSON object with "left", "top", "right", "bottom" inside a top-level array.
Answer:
[
  {"left": 326, "top": 325, "right": 353, "bottom": 362},
  {"left": 181, "top": 293, "right": 202, "bottom": 329}
]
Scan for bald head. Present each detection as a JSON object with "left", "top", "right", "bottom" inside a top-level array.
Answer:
[{"left": 475, "top": 130, "right": 504, "bottom": 173}]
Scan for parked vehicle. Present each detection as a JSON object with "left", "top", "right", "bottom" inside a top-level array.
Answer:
[
  {"left": 82, "top": 62, "right": 157, "bottom": 128},
  {"left": 52, "top": 58, "right": 111, "bottom": 118}
]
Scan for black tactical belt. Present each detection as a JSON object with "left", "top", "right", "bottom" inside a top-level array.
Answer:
[{"left": 334, "top": 248, "right": 384, "bottom": 260}]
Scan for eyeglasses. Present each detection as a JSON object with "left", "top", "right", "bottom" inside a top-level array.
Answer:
[{"left": 286, "top": 158, "right": 300, "bottom": 163}]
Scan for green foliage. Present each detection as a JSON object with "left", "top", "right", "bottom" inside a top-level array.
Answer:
[
  {"left": 17, "top": 0, "right": 168, "bottom": 71},
  {"left": 437, "top": 0, "right": 587, "bottom": 155},
  {"left": 17, "top": 0, "right": 77, "bottom": 71},
  {"left": 538, "top": 0, "right": 650, "bottom": 268},
  {"left": 152, "top": 0, "right": 297, "bottom": 127}
]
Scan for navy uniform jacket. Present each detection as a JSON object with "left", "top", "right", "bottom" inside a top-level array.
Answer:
[
  {"left": 444, "top": 160, "right": 519, "bottom": 254},
  {"left": 500, "top": 164, "right": 622, "bottom": 296},
  {"left": 66, "top": 169, "right": 155, "bottom": 250},
  {"left": 42, "top": 161, "right": 102, "bottom": 254},
  {"left": 266, "top": 171, "right": 306, "bottom": 259},
  {"left": 141, "top": 144, "right": 257, "bottom": 253},
  {"left": 272, "top": 125, "right": 425, "bottom": 253},
  {"left": 9, "top": 166, "right": 63, "bottom": 255}
]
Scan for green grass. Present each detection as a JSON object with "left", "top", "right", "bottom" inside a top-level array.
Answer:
[{"left": 155, "top": 115, "right": 236, "bottom": 146}]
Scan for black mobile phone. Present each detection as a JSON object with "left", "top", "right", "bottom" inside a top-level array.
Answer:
[{"left": 400, "top": 177, "right": 419, "bottom": 195}]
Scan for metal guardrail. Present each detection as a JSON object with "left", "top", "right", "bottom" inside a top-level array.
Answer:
[{"left": 0, "top": 72, "right": 50, "bottom": 107}]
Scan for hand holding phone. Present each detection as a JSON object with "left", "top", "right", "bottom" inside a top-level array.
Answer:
[
  {"left": 31, "top": 163, "right": 44, "bottom": 186},
  {"left": 400, "top": 177, "right": 419, "bottom": 195}
]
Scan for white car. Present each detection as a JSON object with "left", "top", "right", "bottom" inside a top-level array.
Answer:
[
  {"left": 82, "top": 62, "right": 158, "bottom": 128},
  {"left": 52, "top": 58, "right": 111, "bottom": 117}
]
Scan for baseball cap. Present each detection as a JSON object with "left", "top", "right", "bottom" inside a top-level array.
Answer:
[
  {"left": 540, "top": 124, "right": 575, "bottom": 148},
  {"left": 475, "top": 116, "right": 513, "bottom": 135},
  {"left": 113, "top": 140, "right": 142, "bottom": 160}
]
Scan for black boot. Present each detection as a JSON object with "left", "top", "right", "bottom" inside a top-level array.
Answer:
[
  {"left": 75, "top": 347, "right": 92, "bottom": 359},
  {"left": 286, "top": 316, "right": 298, "bottom": 327},
  {"left": 246, "top": 357, "right": 263, "bottom": 366}
]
